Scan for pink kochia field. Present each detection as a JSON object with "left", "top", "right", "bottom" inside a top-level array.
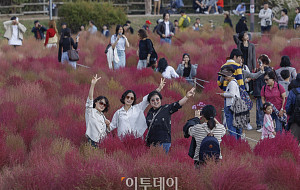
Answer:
[{"left": 0, "top": 27, "right": 300, "bottom": 189}]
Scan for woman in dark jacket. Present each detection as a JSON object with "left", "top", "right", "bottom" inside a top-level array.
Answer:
[
  {"left": 224, "top": 11, "right": 233, "bottom": 28},
  {"left": 58, "top": 28, "right": 78, "bottom": 69},
  {"left": 235, "top": 16, "right": 248, "bottom": 34},
  {"left": 137, "top": 29, "right": 153, "bottom": 70},
  {"left": 145, "top": 87, "right": 195, "bottom": 153},
  {"left": 233, "top": 31, "right": 256, "bottom": 72}
]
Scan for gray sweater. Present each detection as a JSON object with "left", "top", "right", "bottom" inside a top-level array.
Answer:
[
  {"left": 275, "top": 67, "right": 297, "bottom": 82},
  {"left": 176, "top": 64, "right": 198, "bottom": 81}
]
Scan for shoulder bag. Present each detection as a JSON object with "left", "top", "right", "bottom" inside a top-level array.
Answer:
[{"left": 67, "top": 38, "right": 79, "bottom": 61}]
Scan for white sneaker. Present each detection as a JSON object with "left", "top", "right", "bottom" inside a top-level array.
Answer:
[
  {"left": 214, "top": 12, "right": 219, "bottom": 15},
  {"left": 204, "top": 11, "right": 209, "bottom": 14},
  {"left": 196, "top": 8, "right": 200, "bottom": 13},
  {"left": 247, "top": 123, "right": 253, "bottom": 130},
  {"left": 256, "top": 128, "right": 262, "bottom": 133}
]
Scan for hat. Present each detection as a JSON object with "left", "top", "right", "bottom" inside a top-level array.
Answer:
[
  {"left": 230, "top": 49, "right": 243, "bottom": 58},
  {"left": 146, "top": 20, "right": 152, "bottom": 25},
  {"left": 218, "top": 70, "right": 233, "bottom": 77}
]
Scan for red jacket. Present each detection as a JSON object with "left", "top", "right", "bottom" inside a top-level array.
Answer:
[{"left": 44, "top": 28, "right": 56, "bottom": 46}]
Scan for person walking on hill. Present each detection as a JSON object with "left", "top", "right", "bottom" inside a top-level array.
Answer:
[
  {"left": 137, "top": 29, "right": 154, "bottom": 70},
  {"left": 259, "top": 2, "right": 273, "bottom": 33},
  {"left": 44, "top": 20, "right": 58, "bottom": 48},
  {"left": 157, "top": 12, "right": 175, "bottom": 44}
]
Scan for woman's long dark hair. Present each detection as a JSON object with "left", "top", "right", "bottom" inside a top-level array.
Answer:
[
  {"left": 59, "top": 28, "right": 71, "bottom": 44},
  {"left": 157, "top": 58, "right": 168, "bottom": 73},
  {"left": 201, "top": 105, "right": 217, "bottom": 130},
  {"left": 182, "top": 53, "right": 191, "bottom": 68},
  {"left": 115, "top": 25, "right": 124, "bottom": 35}
]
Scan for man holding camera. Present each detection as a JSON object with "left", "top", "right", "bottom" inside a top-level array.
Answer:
[
  {"left": 3, "top": 16, "right": 27, "bottom": 47},
  {"left": 31, "top": 20, "right": 47, "bottom": 40},
  {"left": 259, "top": 2, "right": 273, "bottom": 33}
]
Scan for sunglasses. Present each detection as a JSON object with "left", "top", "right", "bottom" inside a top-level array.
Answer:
[
  {"left": 151, "top": 98, "right": 160, "bottom": 102},
  {"left": 98, "top": 101, "right": 107, "bottom": 107},
  {"left": 126, "top": 96, "right": 134, "bottom": 100}
]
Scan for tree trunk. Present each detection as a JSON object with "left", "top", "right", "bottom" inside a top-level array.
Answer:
[{"left": 145, "top": 0, "right": 152, "bottom": 15}]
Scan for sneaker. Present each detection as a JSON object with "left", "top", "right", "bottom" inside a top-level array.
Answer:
[
  {"left": 256, "top": 126, "right": 262, "bottom": 132},
  {"left": 214, "top": 12, "right": 219, "bottom": 15},
  {"left": 204, "top": 11, "right": 209, "bottom": 14},
  {"left": 196, "top": 8, "right": 200, "bottom": 13},
  {"left": 247, "top": 123, "right": 253, "bottom": 130}
]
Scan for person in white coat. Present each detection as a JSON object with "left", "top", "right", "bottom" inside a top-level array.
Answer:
[
  {"left": 3, "top": 16, "right": 27, "bottom": 47},
  {"left": 157, "top": 58, "right": 179, "bottom": 79},
  {"left": 109, "top": 78, "right": 166, "bottom": 138},
  {"left": 85, "top": 75, "right": 111, "bottom": 147},
  {"left": 259, "top": 2, "right": 273, "bottom": 33}
]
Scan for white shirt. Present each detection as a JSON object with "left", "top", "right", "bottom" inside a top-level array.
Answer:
[
  {"left": 85, "top": 98, "right": 107, "bottom": 142},
  {"left": 111, "top": 34, "right": 126, "bottom": 51},
  {"left": 164, "top": 21, "right": 170, "bottom": 37},
  {"left": 8, "top": 25, "right": 22, "bottom": 46},
  {"left": 162, "top": 66, "right": 179, "bottom": 79},
  {"left": 110, "top": 95, "right": 149, "bottom": 138},
  {"left": 223, "top": 79, "right": 240, "bottom": 107}
]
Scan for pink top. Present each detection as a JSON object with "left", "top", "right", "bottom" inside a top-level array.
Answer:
[
  {"left": 262, "top": 114, "right": 274, "bottom": 138},
  {"left": 261, "top": 82, "right": 285, "bottom": 111}
]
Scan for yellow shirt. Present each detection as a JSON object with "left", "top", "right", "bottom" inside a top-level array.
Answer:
[{"left": 178, "top": 15, "right": 191, "bottom": 30}]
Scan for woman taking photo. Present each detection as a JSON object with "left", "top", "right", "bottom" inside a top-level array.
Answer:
[
  {"left": 275, "top": 55, "right": 297, "bottom": 82},
  {"left": 176, "top": 53, "right": 198, "bottom": 84},
  {"left": 85, "top": 75, "right": 110, "bottom": 148},
  {"left": 183, "top": 105, "right": 226, "bottom": 166},
  {"left": 58, "top": 28, "right": 78, "bottom": 69},
  {"left": 109, "top": 79, "right": 166, "bottom": 138},
  {"left": 137, "top": 29, "right": 153, "bottom": 70},
  {"left": 233, "top": 31, "right": 256, "bottom": 72},
  {"left": 146, "top": 87, "right": 196, "bottom": 153},
  {"left": 261, "top": 71, "right": 286, "bottom": 132},
  {"left": 111, "top": 25, "right": 130, "bottom": 69},
  {"left": 44, "top": 20, "right": 58, "bottom": 48}
]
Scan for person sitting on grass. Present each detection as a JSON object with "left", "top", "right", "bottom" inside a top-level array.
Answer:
[{"left": 157, "top": 58, "right": 179, "bottom": 79}]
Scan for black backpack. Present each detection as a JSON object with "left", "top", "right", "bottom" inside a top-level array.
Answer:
[
  {"left": 291, "top": 89, "right": 300, "bottom": 125},
  {"left": 199, "top": 133, "right": 220, "bottom": 163}
]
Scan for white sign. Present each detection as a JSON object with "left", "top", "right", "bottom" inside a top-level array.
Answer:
[{"left": 250, "top": 5, "right": 255, "bottom": 14}]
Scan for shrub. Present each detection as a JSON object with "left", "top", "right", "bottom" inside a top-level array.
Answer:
[{"left": 59, "top": 1, "right": 127, "bottom": 33}]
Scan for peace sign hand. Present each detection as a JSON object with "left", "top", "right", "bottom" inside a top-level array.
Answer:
[
  {"left": 157, "top": 78, "right": 166, "bottom": 92},
  {"left": 91, "top": 74, "right": 101, "bottom": 85},
  {"left": 186, "top": 87, "right": 196, "bottom": 98}
]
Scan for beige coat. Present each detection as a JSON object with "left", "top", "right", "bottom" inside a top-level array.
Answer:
[{"left": 3, "top": 20, "right": 27, "bottom": 41}]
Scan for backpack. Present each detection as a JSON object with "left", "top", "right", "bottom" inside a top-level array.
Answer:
[
  {"left": 199, "top": 133, "right": 220, "bottom": 163},
  {"left": 182, "top": 16, "right": 190, "bottom": 28},
  {"left": 234, "top": 80, "right": 253, "bottom": 110},
  {"left": 291, "top": 89, "right": 300, "bottom": 126}
]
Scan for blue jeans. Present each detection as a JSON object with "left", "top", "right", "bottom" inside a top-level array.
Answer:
[
  {"left": 160, "top": 38, "right": 172, "bottom": 45},
  {"left": 137, "top": 59, "right": 147, "bottom": 70},
  {"left": 256, "top": 97, "right": 264, "bottom": 127},
  {"left": 224, "top": 106, "right": 242, "bottom": 140},
  {"left": 113, "top": 50, "right": 126, "bottom": 69},
  {"left": 61, "top": 52, "right": 76, "bottom": 69},
  {"left": 271, "top": 112, "right": 283, "bottom": 133},
  {"left": 160, "top": 143, "right": 171, "bottom": 153},
  {"left": 261, "top": 25, "right": 271, "bottom": 33},
  {"left": 88, "top": 137, "right": 97, "bottom": 148}
]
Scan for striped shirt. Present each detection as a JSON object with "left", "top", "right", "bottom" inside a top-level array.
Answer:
[
  {"left": 188, "top": 123, "right": 226, "bottom": 161},
  {"left": 217, "top": 60, "right": 245, "bottom": 91}
]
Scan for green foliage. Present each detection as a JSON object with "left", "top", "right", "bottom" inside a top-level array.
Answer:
[{"left": 58, "top": 1, "right": 127, "bottom": 33}]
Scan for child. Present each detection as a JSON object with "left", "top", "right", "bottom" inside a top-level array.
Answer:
[{"left": 262, "top": 102, "right": 276, "bottom": 139}]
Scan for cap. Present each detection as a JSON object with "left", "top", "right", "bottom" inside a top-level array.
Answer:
[
  {"left": 146, "top": 20, "right": 152, "bottom": 25},
  {"left": 218, "top": 70, "right": 233, "bottom": 77}
]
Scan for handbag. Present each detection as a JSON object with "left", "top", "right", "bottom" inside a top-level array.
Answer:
[
  {"left": 67, "top": 38, "right": 79, "bottom": 61},
  {"left": 48, "top": 34, "right": 58, "bottom": 44}
]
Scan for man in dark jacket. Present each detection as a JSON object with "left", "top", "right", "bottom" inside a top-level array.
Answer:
[
  {"left": 235, "top": 16, "right": 248, "bottom": 34},
  {"left": 253, "top": 54, "right": 272, "bottom": 132},
  {"left": 157, "top": 12, "right": 175, "bottom": 45},
  {"left": 31, "top": 20, "right": 47, "bottom": 40}
]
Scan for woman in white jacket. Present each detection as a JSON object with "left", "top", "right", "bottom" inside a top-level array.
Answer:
[
  {"left": 217, "top": 65, "right": 242, "bottom": 139},
  {"left": 108, "top": 78, "right": 166, "bottom": 138}
]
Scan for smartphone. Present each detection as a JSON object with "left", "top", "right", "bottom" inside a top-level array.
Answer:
[{"left": 16, "top": 17, "right": 19, "bottom": 22}]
